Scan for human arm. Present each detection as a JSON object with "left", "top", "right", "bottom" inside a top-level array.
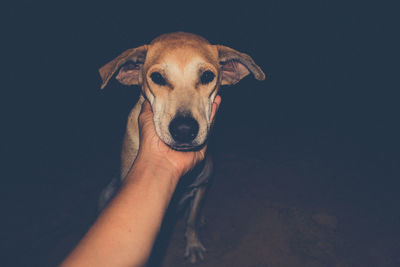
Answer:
[{"left": 60, "top": 95, "right": 221, "bottom": 267}]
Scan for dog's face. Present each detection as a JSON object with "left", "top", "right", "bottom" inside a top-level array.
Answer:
[{"left": 99, "top": 32, "right": 265, "bottom": 150}]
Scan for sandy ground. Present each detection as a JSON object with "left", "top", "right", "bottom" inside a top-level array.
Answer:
[{"left": 2, "top": 125, "right": 399, "bottom": 267}]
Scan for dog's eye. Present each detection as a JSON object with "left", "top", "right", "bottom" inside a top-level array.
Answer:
[
  {"left": 150, "top": 72, "right": 166, "bottom": 86},
  {"left": 200, "top": 70, "right": 215, "bottom": 85}
]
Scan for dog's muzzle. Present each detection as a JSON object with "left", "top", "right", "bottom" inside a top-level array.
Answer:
[{"left": 169, "top": 114, "right": 199, "bottom": 149}]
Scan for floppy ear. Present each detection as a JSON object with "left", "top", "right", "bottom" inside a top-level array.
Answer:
[
  {"left": 99, "top": 45, "right": 148, "bottom": 89},
  {"left": 216, "top": 45, "right": 265, "bottom": 85}
]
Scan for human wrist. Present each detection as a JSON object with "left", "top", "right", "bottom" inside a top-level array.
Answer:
[{"left": 127, "top": 154, "right": 182, "bottom": 185}]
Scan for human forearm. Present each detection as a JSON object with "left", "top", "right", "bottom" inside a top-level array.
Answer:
[
  {"left": 60, "top": 159, "right": 179, "bottom": 267},
  {"left": 60, "top": 97, "right": 220, "bottom": 267}
]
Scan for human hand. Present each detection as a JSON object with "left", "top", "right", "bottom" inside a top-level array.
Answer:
[{"left": 135, "top": 95, "right": 221, "bottom": 178}]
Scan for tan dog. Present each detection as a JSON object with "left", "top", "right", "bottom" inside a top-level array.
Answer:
[{"left": 98, "top": 32, "right": 265, "bottom": 263}]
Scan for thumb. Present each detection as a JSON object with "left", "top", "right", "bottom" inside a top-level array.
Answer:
[
  {"left": 140, "top": 99, "right": 152, "bottom": 114},
  {"left": 138, "top": 99, "right": 155, "bottom": 129}
]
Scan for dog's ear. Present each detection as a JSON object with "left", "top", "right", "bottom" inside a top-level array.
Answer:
[
  {"left": 99, "top": 45, "right": 148, "bottom": 89},
  {"left": 216, "top": 45, "right": 265, "bottom": 85}
]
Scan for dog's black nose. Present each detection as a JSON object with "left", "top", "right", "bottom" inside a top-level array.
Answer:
[{"left": 169, "top": 115, "right": 199, "bottom": 143}]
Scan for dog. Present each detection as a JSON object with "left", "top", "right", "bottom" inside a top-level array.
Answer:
[{"left": 97, "top": 32, "right": 265, "bottom": 263}]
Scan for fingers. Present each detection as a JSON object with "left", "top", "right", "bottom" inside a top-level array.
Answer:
[
  {"left": 210, "top": 95, "right": 221, "bottom": 123},
  {"left": 199, "top": 95, "right": 221, "bottom": 155}
]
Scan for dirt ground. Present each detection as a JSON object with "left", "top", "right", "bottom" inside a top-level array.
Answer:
[
  {"left": 155, "top": 126, "right": 400, "bottom": 267},
  {"left": 2, "top": 123, "right": 399, "bottom": 267}
]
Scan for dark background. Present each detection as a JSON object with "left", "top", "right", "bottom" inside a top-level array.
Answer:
[{"left": 3, "top": 0, "right": 399, "bottom": 266}]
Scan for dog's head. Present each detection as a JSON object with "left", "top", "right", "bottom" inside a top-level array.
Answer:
[{"left": 99, "top": 32, "right": 265, "bottom": 150}]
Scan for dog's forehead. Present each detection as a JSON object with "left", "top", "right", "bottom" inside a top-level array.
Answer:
[
  {"left": 150, "top": 32, "right": 210, "bottom": 45},
  {"left": 145, "top": 33, "right": 218, "bottom": 68}
]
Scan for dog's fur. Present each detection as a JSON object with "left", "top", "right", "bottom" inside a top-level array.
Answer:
[{"left": 98, "top": 32, "right": 265, "bottom": 263}]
